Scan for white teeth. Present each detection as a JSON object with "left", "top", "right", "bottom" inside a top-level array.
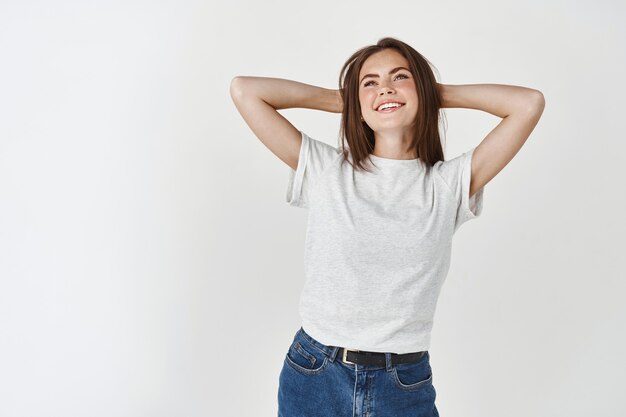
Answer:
[{"left": 378, "top": 102, "right": 403, "bottom": 111}]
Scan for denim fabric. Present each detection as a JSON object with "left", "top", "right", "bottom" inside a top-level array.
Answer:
[{"left": 278, "top": 327, "right": 439, "bottom": 417}]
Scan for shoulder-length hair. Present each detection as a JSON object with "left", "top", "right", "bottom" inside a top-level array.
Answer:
[{"left": 338, "top": 37, "right": 446, "bottom": 172}]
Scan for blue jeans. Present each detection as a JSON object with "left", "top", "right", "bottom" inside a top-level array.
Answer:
[{"left": 278, "top": 326, "right": 439, "bottom": 417}]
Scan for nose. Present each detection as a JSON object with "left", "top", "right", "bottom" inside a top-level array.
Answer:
[{"left": 378, "top": 85, "right": 395, "bottom": 95}]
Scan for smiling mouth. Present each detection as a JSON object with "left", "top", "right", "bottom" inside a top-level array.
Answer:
[{"left": 377, "top": 103, "right": 405, "bottom": 112}]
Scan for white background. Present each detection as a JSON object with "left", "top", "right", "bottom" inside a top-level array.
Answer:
[{"left": 1, "top": 0, "right": 624, "bottom": 416}]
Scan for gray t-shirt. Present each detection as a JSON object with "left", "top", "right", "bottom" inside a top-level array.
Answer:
[{"left": 286, "top": 130, "right": 484, "bottom": 354}]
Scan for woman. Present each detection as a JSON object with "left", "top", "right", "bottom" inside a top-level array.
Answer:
[{"left": 229, "top": 37, "right": 545, "bottom": 417}]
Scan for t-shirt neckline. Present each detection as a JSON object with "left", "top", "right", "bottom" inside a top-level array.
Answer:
[{"left": 368, "top": 153, "right": 419, "bottom": 164}]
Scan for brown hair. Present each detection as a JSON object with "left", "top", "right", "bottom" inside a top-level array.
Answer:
[{"left": 337, "top": 37, "right": 446, "bottom": 172}]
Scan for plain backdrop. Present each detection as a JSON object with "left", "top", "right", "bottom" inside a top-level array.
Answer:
[{"left": 0, "top": 0, "right": 624, "bottom": 416}]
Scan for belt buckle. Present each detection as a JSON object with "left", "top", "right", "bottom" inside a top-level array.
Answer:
[{"left": 342, "top": 348, "right": 360, "bottom": 365}]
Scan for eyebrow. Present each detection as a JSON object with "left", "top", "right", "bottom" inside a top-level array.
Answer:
[{"left": 360, "top": 66, "right": 410, "bottom": 84}]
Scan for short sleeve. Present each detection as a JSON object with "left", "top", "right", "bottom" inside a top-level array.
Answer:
[
  {"left": 286, "top": 130, "right": 340, "bottom": 209},
  {"left": 433, "top": 146, "right": 485, "bottom": 233}
]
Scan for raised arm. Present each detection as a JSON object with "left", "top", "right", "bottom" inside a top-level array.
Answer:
[
  {"left": 229, "top": 76, "right": 342, "bottom": 170},
  {"left": 438, "top": 83, "right": 545, "bottom": 198}
]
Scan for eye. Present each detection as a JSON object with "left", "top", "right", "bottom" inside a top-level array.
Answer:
[{"left": 363, "top": 73, "right": 410, "bottom": 87}]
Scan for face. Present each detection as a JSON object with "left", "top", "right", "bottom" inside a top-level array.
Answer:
[{"left": 358, "top": 49, "right": 418, "bottom": 133}]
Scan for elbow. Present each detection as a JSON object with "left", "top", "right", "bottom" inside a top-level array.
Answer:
[
  {"left": 229, "top": 76, "right": 247, "bottom": 101},
  {"left": 524, "top": 90, "right": 546, "bottom": 126},
  {"left": 529, "top": 89, "right": 545, "bottom": 112},
  {"left": 517, "top": 90, "right": 545, "bottom": 116}
]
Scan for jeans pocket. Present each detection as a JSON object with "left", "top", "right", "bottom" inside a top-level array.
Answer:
[
  {"left": 284, "top": 337, "right": 329, "bottom": 375},
  {"left": 392, "top": 355, "right": 433, "bottom": 391}
]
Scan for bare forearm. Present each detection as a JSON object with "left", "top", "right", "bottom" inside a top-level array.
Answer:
[
  {"left": 230, "top": 76, "right": 342, "bottom": 113},
  {"left": 439, "top": 83, "right": 544, "bottom": 118}
]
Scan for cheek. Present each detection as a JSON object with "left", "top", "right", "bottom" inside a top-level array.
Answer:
[
  {"left": 360, "top": 91, "right": 374, "bottom": 107},
  {"left": 404, "top": 84, "right": 418, "bottom": 99},
  {"left": 358, "top": 97, "right": 367, "bottom": 111}
]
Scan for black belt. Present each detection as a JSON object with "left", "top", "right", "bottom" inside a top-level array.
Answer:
[{"left": 340, "top": 348, "right": 426, "bottom": 366}]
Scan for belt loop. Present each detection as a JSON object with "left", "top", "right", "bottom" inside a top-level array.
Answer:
[
  {"left": 385, "top": 352, "right": 392, "bottom": 371},
  {"left": 329, "top": 346, "right": 339, "bottom": 362}
]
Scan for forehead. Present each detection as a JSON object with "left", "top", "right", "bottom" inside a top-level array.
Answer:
[{"left": 359, "top": 49, "right": 409, "bottom": 76}]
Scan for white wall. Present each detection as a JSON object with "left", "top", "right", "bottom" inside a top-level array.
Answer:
[{"left": 0, "top": 0, "right": 624, "bottom": 416}]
